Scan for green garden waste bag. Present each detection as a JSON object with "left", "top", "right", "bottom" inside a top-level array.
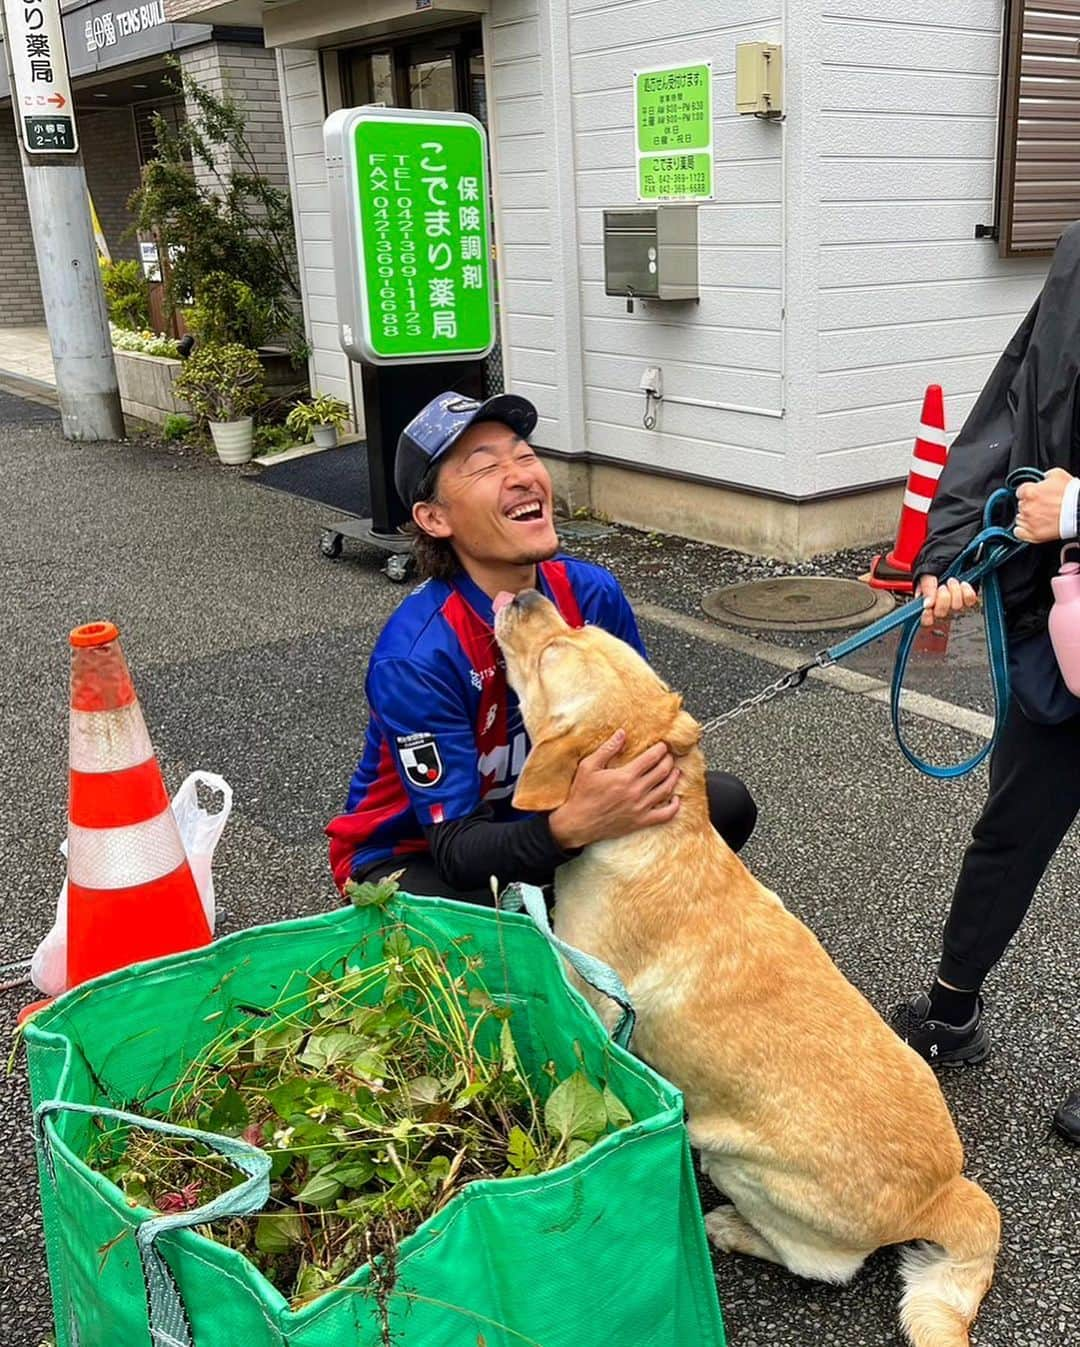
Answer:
[{"left": 24, "top": 894, "right": 726, "bottom": 1347}]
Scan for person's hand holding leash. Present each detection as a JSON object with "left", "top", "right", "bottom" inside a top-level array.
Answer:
[
  {"left": 1014, "top": 467, "right": 1074, "bottom": 544},
  {"left": 916, "top": 576, "right": 979, "bottom": 629},
  {"left": 550, "top": 732, "right": 680, "bottom": 849}
]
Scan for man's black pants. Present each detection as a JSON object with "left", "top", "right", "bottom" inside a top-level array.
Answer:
[
  {"left": 358, "top": 771, "right": 758, "bottom": 904},
  {"left": 938, "top": 700, "right": 1080, "bottom": 989}
]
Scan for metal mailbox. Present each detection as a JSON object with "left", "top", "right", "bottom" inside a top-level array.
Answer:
[{"left": 603, "top": 206, "right": 699, "bottom": 302}]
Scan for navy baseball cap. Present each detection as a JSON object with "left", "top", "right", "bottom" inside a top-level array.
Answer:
[{"left": 395, "top": 391, "right": 538, "bottom": 508}]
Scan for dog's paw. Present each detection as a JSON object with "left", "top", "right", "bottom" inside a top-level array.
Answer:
[
  {"left": 704, "top": 1205, "right": 747, "bottom": 1253},
  {"left": 704, "top": 1206, "right": 779, "bottom": 1263}
]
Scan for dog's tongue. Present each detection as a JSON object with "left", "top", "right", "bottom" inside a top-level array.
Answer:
[{"left": 493, "top": 591, "right": 515, "bottom": 616}]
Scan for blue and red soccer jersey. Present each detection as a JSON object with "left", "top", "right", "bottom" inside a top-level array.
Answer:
[{"left": 326, "top": 557, "right": 645, "bottom": 889}]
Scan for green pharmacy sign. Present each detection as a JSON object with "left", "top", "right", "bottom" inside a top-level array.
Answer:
[
  {"left": 634, "top": 63, "right": 713, "bottom": 202},
  {"left": 324, "top": 107, "right": 496, "bottom": 364}
]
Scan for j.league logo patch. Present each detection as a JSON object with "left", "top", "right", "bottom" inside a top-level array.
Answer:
[{"left": 396, "top": 733, "right": 444, "bottom": 788}]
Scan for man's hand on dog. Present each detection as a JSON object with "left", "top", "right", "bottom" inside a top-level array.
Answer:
[
  {"left": 916, "top": 576, "right": 979, "bottom": 628},
  {"left": 549, "top": 731, "right": 680, "bottom": 850}
]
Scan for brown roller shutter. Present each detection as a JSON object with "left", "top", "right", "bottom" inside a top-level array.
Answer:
[{"left": 997, "top": 0, "right": 1080, "bottom": 257}]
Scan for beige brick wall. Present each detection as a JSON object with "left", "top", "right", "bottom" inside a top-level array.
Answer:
[
  {"left": 82, "top": 108, "right": 143, "bottom": 266},
  {"left": 179, "top": 41, "right": 289, "bottom": 190},
  {"left": 0, "top": 118, "right": 45, "bottom": 326}
]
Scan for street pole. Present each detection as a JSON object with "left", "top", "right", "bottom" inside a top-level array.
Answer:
[{"left": 2, "top": 0, "right": 124, "bottom": 441}]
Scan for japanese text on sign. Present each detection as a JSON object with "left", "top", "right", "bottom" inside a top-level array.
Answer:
[
  {"left": 85, "top": 1, "right": 166, "bottom": 54},
  {"left": 634, "top": 62, "right": 712, "bottom": 202},
  {"left": 349, "top": 115, "right": 494, "bottom": 362},
  {"left": 3, "top": 0, "right": 78, "bottom": 154}
]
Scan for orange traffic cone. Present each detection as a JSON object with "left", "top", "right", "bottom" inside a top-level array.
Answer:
[
  {"left": 868, "top": 385, "right": 949, "bottom": 593},
  {"left": 63, "top": 621, "right": 211, "bottom": 986}
]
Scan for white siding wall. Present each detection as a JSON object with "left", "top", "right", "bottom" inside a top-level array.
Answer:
[
  {"left": 489, "top": 0, "right": 787, "bottom": 486},
  {"left": 277, "top": 47, "right": 356, "bottom": 417},
  {"left": 812, "top": 0, "right": 1049, "bottom": 493},
  {"left": 569, "top": 0, "right": 787, "bottom": 488},
  {"left": 487, "top": 0, "right": 565, "bottom": 450}
]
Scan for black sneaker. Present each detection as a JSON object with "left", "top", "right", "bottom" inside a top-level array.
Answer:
[
  {"left": 889, "top": 992, "right": 990, "bottom": 1066},
  {"left": 1053, "top": 1090, "right": 1080, "bottom": 1144}
]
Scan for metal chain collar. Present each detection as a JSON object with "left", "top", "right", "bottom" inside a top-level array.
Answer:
[{"left": 696, "top": 654, "right": 833, "bottom": 736}]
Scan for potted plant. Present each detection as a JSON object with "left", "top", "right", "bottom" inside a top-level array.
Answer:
[
  {"left": 173, "top": 343, "right": 265, "bottom": 465},
  {"left": 285, "top": 391, "right": 351, "bottom": 449}
]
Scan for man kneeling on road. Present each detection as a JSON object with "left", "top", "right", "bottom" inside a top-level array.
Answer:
[{"left": 327, "top": 390, "right": 757, "bottom": 903}]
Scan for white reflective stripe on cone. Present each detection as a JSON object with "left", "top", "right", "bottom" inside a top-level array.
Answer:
[
  {"left": 917, "top": 422, "right": 949, "bottom": 448},
  {"left": 903, "top": 490, "right": 932, "bottom": 514},
  {"left": 911, "top": 456, "right": 944, "bottom": 480},
  {"left": 68, "top": 810, "right": 187, "bottom": 889},
  {"left": 69, "top": 702, "right": 154, "bottom": 774}
]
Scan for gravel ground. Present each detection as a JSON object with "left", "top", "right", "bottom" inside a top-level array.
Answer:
[
  {"left": 0, "top": 395, "right": 1075, "bottom": 1347},
  {"left": 567, "top": 521, "right": 1000, "bottom": 716}
]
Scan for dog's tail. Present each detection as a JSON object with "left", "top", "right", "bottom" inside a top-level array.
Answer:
[{"left": 897, "top": 1176, "right": 1000, "bottom": 1347}]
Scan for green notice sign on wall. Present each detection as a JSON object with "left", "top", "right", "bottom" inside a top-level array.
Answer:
[
  {"left": 324, "top": 107, "right": 496, "bottom": 364},
  {"left": 634, "top": 63, "right": 713, "bottom": 202}
]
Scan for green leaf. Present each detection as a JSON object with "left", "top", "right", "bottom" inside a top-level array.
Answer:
[
  {"left": 295, "top": 1262, "right": 332, "bottom": 1298},
  {"left": 390, "top": 1177, "right": 429, "bottom": 1212},
  {"left": 426, "top": 1155, "right": 452, "bottom": 1183},
  {"left": 353, "top": 1047, "right": 387, "bottom": 1079},
  {"left": 328, "top": 1158, "right": 375, "bottom": 1189},
  {"left": 452, "top": 1081, "right": 488, "bottom": 1109},
  {"left": 402, "top": 1075, "right": 441, "bottom": 1108},
  {"left": 565, "top": 1137, "right": 591, "bottom": 1163},
  {"left": 296, "top": 1167, "right": 344, "bottom": 1208},
  {"left": 544, "top": 1072, "right": 607, "bottom": 1144},
  {"left": 300, "top": 1031, "right": 368, "bottom": 1071},
  {"left": 603, "top": 1085, "right": 633, "bottom": 1131},
  {"left": 344, "top": 876, "right": 400, "bottom": 909},
  {"left": 206, "top": 1084, "right": 248, "bottom": 1133},
  {"left": 505, "top": 1126, "right": 538, "bottom": 1174},
  {"left": 269, "top": 1149, "right": 293, "bottom": 1181},
  {"left": 254, "top": 1212, "right": 302, "bottom": 1254},
  {"left": 267, "top": 1076, "right": 311, "bottom": 1120},
  {"left": 382, "top": 928, "right": 411, "bottom": 960},
  {"left": 499, "top": 1021, "right": 517, "bottom": 1075}
]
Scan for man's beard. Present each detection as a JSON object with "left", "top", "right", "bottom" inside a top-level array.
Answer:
[{"left": 512, "top": 537, "right": 560, "bottom": 567}]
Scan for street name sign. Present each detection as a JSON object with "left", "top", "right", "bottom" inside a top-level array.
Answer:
[
  {"left": 325, "top": 106, "right": 495, "bottom": 365},
  {"left": 3, "top": 0, "right": 78, "bottom": 153},
  {"left": 635, "top": 62, "right": 712, "bottom": 202}
]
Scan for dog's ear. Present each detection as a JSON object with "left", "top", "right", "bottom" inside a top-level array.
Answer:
[
  {"left": 666, "top": 702, "right": 701, "bottom": 757},
  {"left": 513, "top": 731, "right": 583, "bottom": 812}
]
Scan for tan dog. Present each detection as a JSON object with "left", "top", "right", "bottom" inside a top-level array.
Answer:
[{"left": 494, "top": 590, "right": 999, "bottom": 1347}]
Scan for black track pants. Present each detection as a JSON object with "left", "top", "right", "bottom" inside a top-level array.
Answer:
[
  {"left": 938, "top": 701, "right": 1080, "bottom": 989},
  {"left": 356, "top": 770, "right": 757, "bottom": 905}
]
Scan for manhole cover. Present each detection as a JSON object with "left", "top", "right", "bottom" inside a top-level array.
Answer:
[
  {"left": 702, "top": 577, "right": 896, "bottom": 632},
  {"left": 558, "top": 518, "right": 615, "bottom": 541}
]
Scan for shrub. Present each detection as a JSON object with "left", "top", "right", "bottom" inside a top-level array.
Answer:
[
  {"left": 162, "top": 413, "right": 195, "bottom": 442},
  {"left": 184, "top": 272, "right": 273, "bottom": 350},
  {"left": 285, "top": 392, "right": 351, "bottom": 441},
  {"left": 252, "top": 424, "right": 296, "bottom": 456},
  {"left": 128, "top": 58, "right": 306, "bottom": 361},
  {"left": 100, "top": 259, "right": 150, "bottom": 331},
  {"left": 173, "top": 344, "right": 265, "bottom": 423}
]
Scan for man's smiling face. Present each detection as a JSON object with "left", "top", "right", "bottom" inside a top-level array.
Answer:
[{"left": 413, "top": 420, "right": 559, "bottom": 571}]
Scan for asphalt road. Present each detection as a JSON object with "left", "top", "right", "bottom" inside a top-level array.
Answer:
[{"left": 0, "top": 391, "right": 1075, "bottom": 1347}]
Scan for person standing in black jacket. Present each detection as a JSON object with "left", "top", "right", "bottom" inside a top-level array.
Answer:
[{"left": 890, "top": 223, "right": 1080, "bottom": 1145}]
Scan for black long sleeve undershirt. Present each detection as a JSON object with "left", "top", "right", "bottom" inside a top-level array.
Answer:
[{"left": 423, "top": 804, "right": 580, "bottom": 893}]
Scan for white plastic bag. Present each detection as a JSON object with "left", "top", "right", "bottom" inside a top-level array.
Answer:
[{"left": 30, "top": 771, "right": 232, "bottom": 997}]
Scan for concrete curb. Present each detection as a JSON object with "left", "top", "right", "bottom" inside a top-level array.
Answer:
[
  {"left": 0, "top": 370, "right": 59, "bottom": 406},
  {"left": 633, "top": 600, "right": 995, "bottom": 742}
]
